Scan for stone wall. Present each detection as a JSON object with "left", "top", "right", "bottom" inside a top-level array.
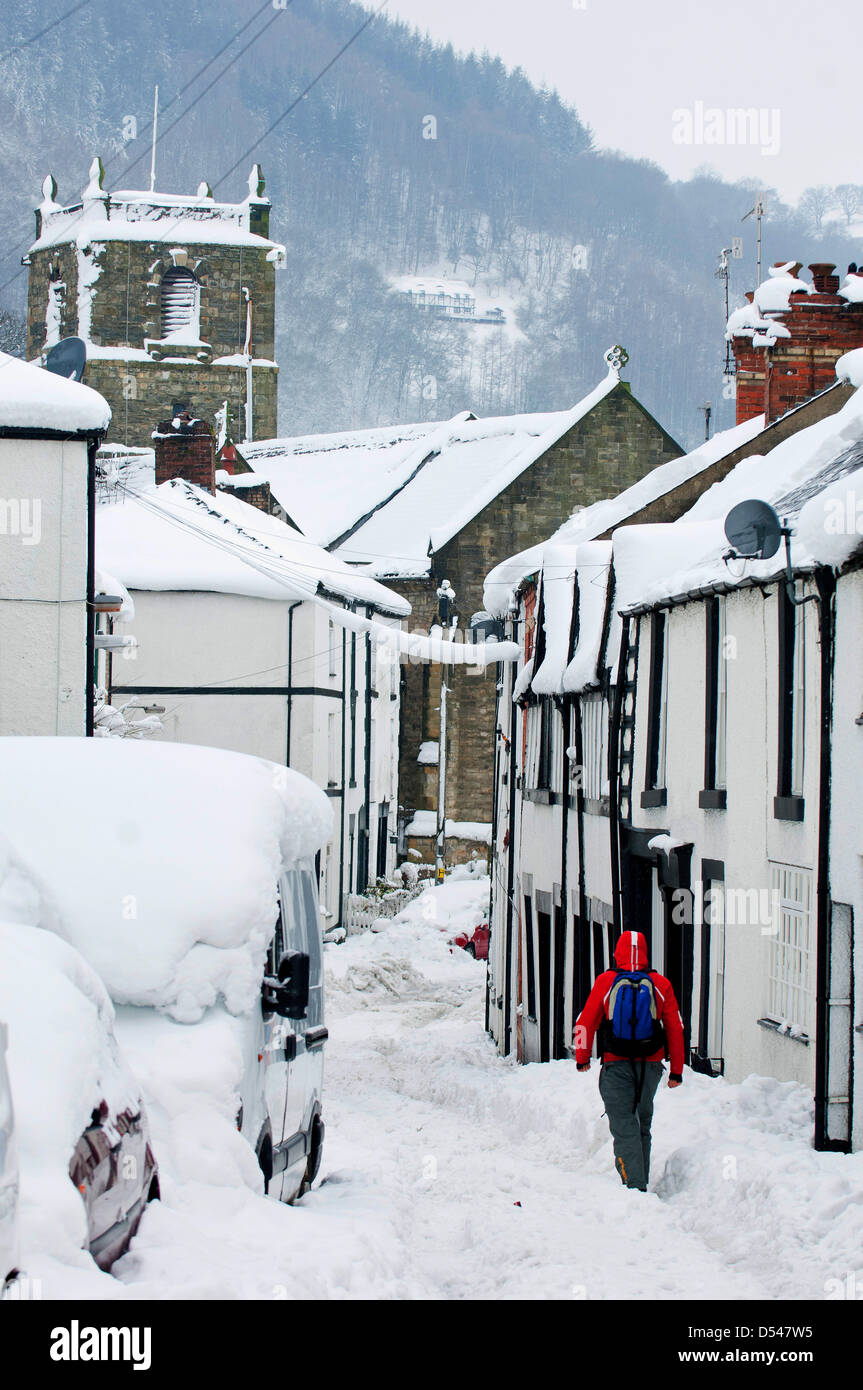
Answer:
[
  {"left": 26, "top": 236, "right": 277, "bottom": 447},
  {"left": 392, "top": 382, "right": 682, "bottom": 847},
  {"left": 81, "top": 358, "right": 277, "bottom": 449}
]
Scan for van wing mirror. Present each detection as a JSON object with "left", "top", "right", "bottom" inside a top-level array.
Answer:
[{"left": 261, "top": 951, "right": 311, "bottom": 1020}]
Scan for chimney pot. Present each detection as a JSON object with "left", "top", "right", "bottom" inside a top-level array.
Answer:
[
  {"left": 153, "top": 412, "right": 216, "bottom": 492},
  {"left": 808, "top": 262, "right": 839, "bottom": 295}
]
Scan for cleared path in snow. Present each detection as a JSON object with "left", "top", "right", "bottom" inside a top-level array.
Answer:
[{"left": 316, "top": 874, "right": 863, "bottom": 1301}]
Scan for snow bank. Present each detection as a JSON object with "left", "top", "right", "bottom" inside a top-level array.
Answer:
[
  {"left": 836, "top": 347, "right": 863, "bottom": 389},
  {"left": 0, "top": 351, "right": 110, "bottom": 434},
  {"left": 753, "top": 262, "right": 813, "bottom": 315},
  {"left": 404, "top": 811, "right": 491, "bottom": 843},
  {"left": 0, "top": 739, "right": 333, "bottom": 1023}
]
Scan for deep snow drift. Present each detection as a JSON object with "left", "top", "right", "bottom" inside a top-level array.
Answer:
[{"left": 9, "top": 873, "right": 863, "bottom": 1300}]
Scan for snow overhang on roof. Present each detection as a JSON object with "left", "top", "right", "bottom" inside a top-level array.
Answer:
[
  {"left": 0, "top": 350, "right": 110, "bottom": 436},
  {"left": 483, "top": 412, "right": 766, "bottom": 617},
  {"left": 96, "top": 479, "right": 411, "bottom": 618},
  {"left": 28, "top": 165, "right": 285, "bottom": 257}
]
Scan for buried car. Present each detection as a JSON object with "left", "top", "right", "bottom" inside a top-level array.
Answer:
[
  {"left": 450, "top": 921, "right": 490, "bottom": 960},
  {"left": 0, "top": 923, "right": 159, "bottom": 1274},
  {"left": 0, "top": 737, "right": 333, "bottom": 1206}
]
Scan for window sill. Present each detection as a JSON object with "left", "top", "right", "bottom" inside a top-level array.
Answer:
[
  {"left": 640, "top": 788, "right": 667, "bottom": 808},
  {"left": 699, "top": 788, "right": 727, "bottom": 810},
  {"left": 757, "top": 1016, "right": 810, "bottom": 1046},
  {"left": 523, "top": 787, "right": 560, "bottom": 806},
  {"left": 774, "top": 795, "right": 805, "bottom": 822}
]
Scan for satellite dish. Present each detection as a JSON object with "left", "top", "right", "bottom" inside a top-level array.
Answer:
[
  {"left": 43, "top": 336, "right": 87, "bottom": 382},
  {"left": 723, "top": 498, "right": 782, "bottom": 560}
]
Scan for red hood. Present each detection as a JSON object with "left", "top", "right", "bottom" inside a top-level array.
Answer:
[{"left": 614, "top": 931, "right": 648, "bottom": 971}]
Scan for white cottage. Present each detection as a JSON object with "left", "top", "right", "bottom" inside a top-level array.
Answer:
[
  {"left": 95, "top": 461, "right": 410, "bottom": 928},
  {"left": 485, "top": 357, "right": 863, "bottom": 1152},
  {"left": 0, "top": 350, "right": 109, "bottom": 735}
]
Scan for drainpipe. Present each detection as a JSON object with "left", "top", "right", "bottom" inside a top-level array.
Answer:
[
  {"left": 85, "top": 437, "right": 97, "bottom": 736},
  {"left": 285, "top": 601, "right": 301, "bottom": 765},
  {"left": 362, "top": 628, "right": 372, "bottom": 889},
  {"left": 814, "top": 567, "right": 839, "bottom": 1151},
  {"left": 608, "top": 619, "right": 630, "bottom": 935},
  {"left": 503, "top": 620, "right": 519, "bottom": 1056},
  {"left": 571, "top": 694, "right": 589, "bottom": 1009},
  {"left": 555, "top": 693, "right": 569, "bottom": 1058},
  {"left": 337, "top": 623, "right": 347, "bottom": 931}
]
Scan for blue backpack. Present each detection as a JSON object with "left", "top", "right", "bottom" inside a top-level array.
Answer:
[{"left": 603, "top": 970, "right": 666, "bottom": 1057}]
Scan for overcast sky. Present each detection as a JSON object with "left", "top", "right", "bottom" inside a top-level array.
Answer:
[{"left": 384, "top": 0, "right": 854, "bottom": 204}]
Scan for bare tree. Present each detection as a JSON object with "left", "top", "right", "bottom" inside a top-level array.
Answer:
[
  {"left": 835, "top": 184, "right": 863, "bottom": 227},
  {"left": 798, "top": 185, "right": 836, "bottom": 234}
]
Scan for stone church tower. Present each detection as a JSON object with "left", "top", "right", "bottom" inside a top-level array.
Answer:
[{"left": 24, "top": 159, "right": 282, "bottom": 447}]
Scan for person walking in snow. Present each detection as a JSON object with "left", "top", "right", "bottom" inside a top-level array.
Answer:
[{"left": 574, "top": 930, "right": 685, "bottom": 1192}]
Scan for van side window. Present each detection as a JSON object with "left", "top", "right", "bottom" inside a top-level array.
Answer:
[{"left": 280, "top": 862, "right": 324, "bottom": 1027}]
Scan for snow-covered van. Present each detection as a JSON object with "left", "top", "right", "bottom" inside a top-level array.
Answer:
[{"left": 0, "top": 739, "right": 334, "bottom": 1207}]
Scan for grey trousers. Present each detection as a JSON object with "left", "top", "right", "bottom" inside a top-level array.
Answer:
[{"left": 598, "top": 1059, "right": 664, "bottom": 1191}]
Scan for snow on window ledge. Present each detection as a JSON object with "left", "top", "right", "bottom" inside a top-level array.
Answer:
[{"left": 757, "top": 1016, "right": 810, "bottom": 1046}]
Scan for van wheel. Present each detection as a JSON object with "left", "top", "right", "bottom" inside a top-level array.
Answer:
[
  {"left": 147, "top": 1175, "right": 161, "bottom": 1204},
  {"left": 464, "top": 941, "right": 476, "bottom": 958},
  {"left": 256, "top": 1129, "right": 273, "bottom": 1196},
  {"left": 297, "top": 1114, "right": 324, "bottom": 1198}
]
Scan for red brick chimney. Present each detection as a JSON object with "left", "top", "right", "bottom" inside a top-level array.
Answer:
[
  {"left": 153, "top": 411, "right": 216, "bottom": 492},
  {"left": 729, "top": 260, "right": 863, "bottom": 425}
]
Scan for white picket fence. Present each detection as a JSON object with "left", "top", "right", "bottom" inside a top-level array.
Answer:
[{"left": 343, "top": 881, "right": 427, "bottom": 935}]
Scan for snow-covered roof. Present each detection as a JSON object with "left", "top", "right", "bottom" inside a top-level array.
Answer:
[
  {"left": 243, "top": 372, "right": 621, "bottom": 577},
  {"left": 0, "top": 350, "right": 110, "bottom": 435},
  {"left": 483, "top": 412, "right": 766, "bottom": 616},
  {"left": 96, "top": 477, "right": 410, "bottom": 617},
  {"left": 508, "top": 374, "right": 863, "bottom": 698},
  {"left": 393, "top": 276, "right": 476, "bottom": 297},
  {"left": 0, "top": 738, "right": 333, "bottom": 1023},
  {"left": 30, "top": 174, "right": 284, "bottom": 256}
]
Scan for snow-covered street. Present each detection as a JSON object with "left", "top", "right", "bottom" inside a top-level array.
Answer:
[{"left": 18, "top": 873, "right": 861, "bottom": 1302}]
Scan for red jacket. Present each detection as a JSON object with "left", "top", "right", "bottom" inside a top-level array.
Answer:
[{"left": 574, "top": 930, "right": 685, "bottom": 1078}]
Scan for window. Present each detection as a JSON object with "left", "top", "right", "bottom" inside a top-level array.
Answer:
[
  {"left": 537, "top": 701, "right": 553, "bottom": 789},
  {"left": 701, "top": 598, "right": 727, "bottom": 807},
  {"left": 161, "top": 266, "right": 200, "bottom": 339},
  {"left": 765, "top": 863, "right": 814, "bottom": 1037},
  {"left": 328, "top": 620, "right": 339, "bottom": 679},
  {"left": 523, "top": 896, "right": 537, "bottom": 1021},
  {"left": 777, "top": 588, "right": 806, "bottom": 813},
  {"left": 697, "top": 878, "right": 725, "bottom": 1066},
  {"left": 642, "top": 612, "right": 669, "bottom": 804},
  {"left": 376, "top": 802, "right": 389, "bottom": 880},
  {"left": 580, "top": 694, "right": 609, "bottom": 803}
]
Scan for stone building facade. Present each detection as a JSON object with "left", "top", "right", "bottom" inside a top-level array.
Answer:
[
  {"left": 25, "top": 161, "right": 282, "bottom": 447},
  {"left": 392, "top": 380, "right": 682, "bottom": 842}
]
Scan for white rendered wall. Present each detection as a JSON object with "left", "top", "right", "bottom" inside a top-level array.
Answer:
[{"left": 0, "top": 437, "right": 88, "bottom": 734}]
